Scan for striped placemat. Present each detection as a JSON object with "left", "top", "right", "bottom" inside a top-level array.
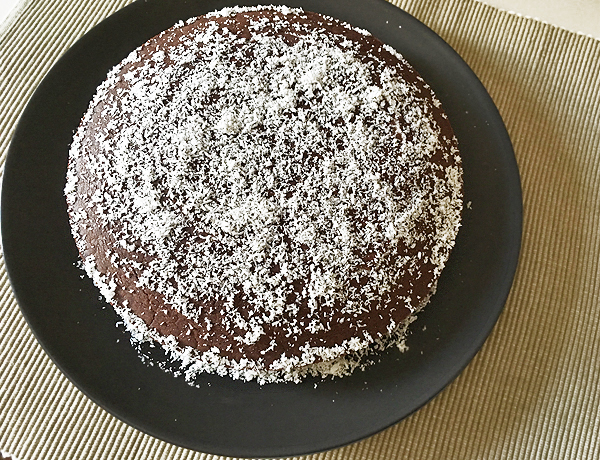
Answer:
[{"left": 1, "top": 0, "right": 599, "bottom": 458}]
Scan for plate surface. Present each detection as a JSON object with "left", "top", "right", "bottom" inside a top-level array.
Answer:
[{"left": 1, "top": 0, "right": 522, "bottom": 457}]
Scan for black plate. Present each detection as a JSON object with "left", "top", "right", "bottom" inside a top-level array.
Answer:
[{"left": 1, "top": 0, "right": 522, "bottom": 457}]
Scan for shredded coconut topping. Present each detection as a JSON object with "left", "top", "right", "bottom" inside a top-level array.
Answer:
[{"left": 66, "top": 6, "right": 462, "bottom": 383}]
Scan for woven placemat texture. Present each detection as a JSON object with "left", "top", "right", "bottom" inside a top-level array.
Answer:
[{"left": 1, "top": 0, "right": 599, "bottom": 459}]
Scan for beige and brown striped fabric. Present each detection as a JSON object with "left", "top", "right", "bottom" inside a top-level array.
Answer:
[{"left": 1, "top": 0, "right": 599, "bottom": 458}]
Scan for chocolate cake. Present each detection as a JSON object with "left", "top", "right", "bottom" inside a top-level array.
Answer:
[{"left": 65, "top": 5, "right": 463, "bottom": 383}]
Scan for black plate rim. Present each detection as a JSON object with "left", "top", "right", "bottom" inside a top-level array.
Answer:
[{"left": 1, "top": 0, "right": 522, "bottom": 457}]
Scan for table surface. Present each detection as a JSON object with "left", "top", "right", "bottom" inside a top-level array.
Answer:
[
  {"left": 484, "top": 0, "right": 600, "bottom": 38},
  {"left": 1, "top": 0, "right": 600, "bottom": 459},
  {"left": 1, "top": 0, "right": 600, "bottom": 38}
]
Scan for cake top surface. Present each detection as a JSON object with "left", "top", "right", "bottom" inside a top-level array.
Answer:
[{"left": 66, "top": 5, "right": 462, "bottom": 382}]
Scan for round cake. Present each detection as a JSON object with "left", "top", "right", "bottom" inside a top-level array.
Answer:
[{"left": 65, "top": 5, "right": 463, "bottom": 383}]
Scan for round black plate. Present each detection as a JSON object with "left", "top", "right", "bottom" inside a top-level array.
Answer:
[{"left": 1, "top": 0, "right": 522, "bottom": 457}]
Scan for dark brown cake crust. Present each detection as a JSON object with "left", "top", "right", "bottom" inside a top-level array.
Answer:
[{"left": 66, "top": 6, "right": 462, "bottom": 381}]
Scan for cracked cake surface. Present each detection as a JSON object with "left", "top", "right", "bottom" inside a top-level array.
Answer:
[{"left": 65, "top": 5, "right": 463, "bottom": 383}]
